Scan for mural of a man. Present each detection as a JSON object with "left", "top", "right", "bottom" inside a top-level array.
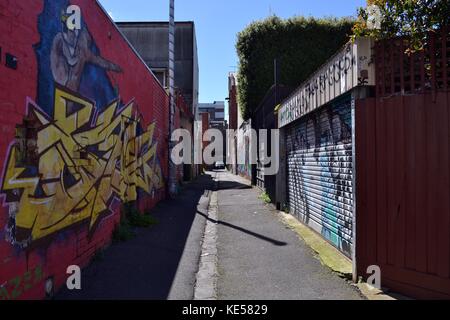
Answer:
[{"left": 51, "top": 11, "right": 122, "bottom": 92}]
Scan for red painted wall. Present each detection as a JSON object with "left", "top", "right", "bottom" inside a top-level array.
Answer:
[
  {"left": 0, "top": 0, "right": 169, "bottom": 299},
  {"left": 228, "top": 83, "right": 237, "bottom": 131}
]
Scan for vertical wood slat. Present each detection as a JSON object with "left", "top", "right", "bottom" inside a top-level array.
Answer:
[
  {"left": 376, "top": 98, "right": 387, "bottom": 266},
  {"left": 381, "top": 41, "right": 386, "bottom": 97},
  {"left": 414, "top": 93, "right": 428, "bottom": 273},
  {"left": 420, "top": 49, "right": 426, "bottom": 92},
  {"left": 400, "top": 39, "right": 405, "bottom": 93},
  {"left": 436, "top": 90, "right": 450, "bottom": 278},
  {"left": 375, "top": 41, "right": 381, "bottom": 97},
  {"left": 442, "top": 27, "right": 448, "bottom": 89},
  {"left": 365, "top": 99, "right": 378, "bottom": 269},
  {"left": 386, "top": 97, "right": 395, "bottom": 266},
  {"left": 426, "top": 90, "right": 438, "bottom": 275},
  {"left": 394, "top": 95, "right": 406, "bottom": 270},
  {"left": 430, "top": 33, "right": 437, "bottom": 100},
  {"left": 410, "top": 42, "right": 415, "bottom": 93},
  {"left": 390, "top": 41, "right": 395, "bottom": 95},
  {"left": 404, "top": 93, "right": 417, "bottom": 270}
]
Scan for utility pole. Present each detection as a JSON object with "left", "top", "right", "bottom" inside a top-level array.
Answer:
[{"left": 168, "top": 0, "right": 177, "bottom": 197}]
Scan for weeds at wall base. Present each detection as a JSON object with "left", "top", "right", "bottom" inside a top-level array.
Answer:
[
  {"left": 112, "top": 203, "right": 159, "bottom": 242},
  {"left": 259, "top": 192, "right": 271, "bottom": 204}
]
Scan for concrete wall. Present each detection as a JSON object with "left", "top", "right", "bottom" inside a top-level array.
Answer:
[
  {"left": 117, "top": 22, "right": 198, "bottom": 115},
  {"left": 0, "top": 0, "right": 169, "bottom": 299}
]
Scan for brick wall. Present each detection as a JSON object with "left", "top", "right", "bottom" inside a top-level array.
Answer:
[
  {"left": 0, "top": 0, "right": 169, "bottom": 300},
  {"left": 229, "top": 84, "right": 238, "bottom": 130}
]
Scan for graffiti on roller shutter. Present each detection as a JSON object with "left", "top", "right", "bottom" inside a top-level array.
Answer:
[{"left": 287, "top": 100, "right": 353, "bottom": 254}]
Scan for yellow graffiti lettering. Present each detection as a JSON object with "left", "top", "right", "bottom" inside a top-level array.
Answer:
[{"left": 1, "top": 87, "right": 164, "bottom": 244}]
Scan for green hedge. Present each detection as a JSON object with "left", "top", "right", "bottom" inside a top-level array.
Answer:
[{"left": 236, "top": 16, "right": 355, "bottom": 120}]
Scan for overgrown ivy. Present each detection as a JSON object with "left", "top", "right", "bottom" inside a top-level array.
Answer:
[{"left": 236, "top": 16, "right": 354, "bottom": 120}]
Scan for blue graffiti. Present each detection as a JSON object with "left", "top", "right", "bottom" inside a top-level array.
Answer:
[{"left": 34, "top": 0, "right": 118, "bottom": 116}]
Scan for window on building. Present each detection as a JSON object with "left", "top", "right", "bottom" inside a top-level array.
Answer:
[{"left": 152, "top": 69, "right": 167, "bottom": 88}]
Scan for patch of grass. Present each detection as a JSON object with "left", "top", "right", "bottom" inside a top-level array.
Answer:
[
  {"left": 112, "top": 222, "right": 136, "bottom": 242},
  {"left": 122, "top": 203, "right": 159, "bottom": 228},
  {"left": 259, "top": 192, "right": 271, "bottom": 204},
  {"left": 129, "top": 211, "right": 159, "bottom": 227},
  {"left": 92, "top": 248, "right": 106, "bottom": 262},
  {"left": 113, "top": 203, "right": 159, "bottom": 243}
]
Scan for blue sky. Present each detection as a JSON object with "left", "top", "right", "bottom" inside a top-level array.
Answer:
[{"left": 99, "top": 0, "right": 366, "bottom": 114}]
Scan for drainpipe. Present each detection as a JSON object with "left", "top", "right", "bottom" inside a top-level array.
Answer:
[{"left": 168, "top": 0, "right": 177, "bottom": 197}]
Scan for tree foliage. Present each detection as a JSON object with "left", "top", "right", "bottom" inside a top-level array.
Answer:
[
  {"left": 236, "top": 16, "right": 354, "bottom": 120},
  {"left": 353, "top": 0, "right": 450, "bottom": 52}
]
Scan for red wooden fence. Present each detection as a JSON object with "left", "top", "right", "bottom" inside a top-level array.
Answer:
[{"left": 356, "top": 28, "right": 450, "bottom": 299}]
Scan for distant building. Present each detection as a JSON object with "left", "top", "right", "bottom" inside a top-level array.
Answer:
[
  {"left": 198, "top": 101, "right": 227, "bottom": 164},
  {"left": 118, "top": 21, "right": 199, "bottom": 180},
  {"left": 198, "top": 101, "right": 225, "bottom": 122},
  {"left": 117, "top": 21, "right": 199, "bottom": 114},
  {"left": 226, "top": 73, "right": 253, "bottom": 179}
]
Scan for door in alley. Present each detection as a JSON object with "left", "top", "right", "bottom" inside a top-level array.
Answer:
[{"left": 286, "top": 95, "right": 354, "bottom": 257}]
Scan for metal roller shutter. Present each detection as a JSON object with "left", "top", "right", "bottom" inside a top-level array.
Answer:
[{"left": 286, "top": 95, "right": 353, "bottom": 257}]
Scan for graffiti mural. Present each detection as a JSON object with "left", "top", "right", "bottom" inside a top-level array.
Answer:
[
  {"left": 0, "top": 0, "right": 169, "bottom": 299},
  {"left": 1, "top": 87, "right": 163, "bottom": 246},
  {"left": 36, "top": 0, "right": 120, "bottom": 116},
  {"left": 286, "top": 97, "right": 353, "bottom": 256},
  {"left": 0, "top": 0, "right": 165, "bottom": 247}
]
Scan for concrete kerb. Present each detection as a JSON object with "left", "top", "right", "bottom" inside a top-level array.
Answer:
[{"left": 193, "top": 172, "right": 219, "bottom": 300}]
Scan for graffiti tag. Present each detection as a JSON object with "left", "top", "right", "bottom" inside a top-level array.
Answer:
[{"left": 0, "top": 265, "right": 44, "bottom": 300}]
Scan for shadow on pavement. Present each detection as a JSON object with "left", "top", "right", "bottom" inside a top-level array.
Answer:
[
  {"left": 198, "top": 176, "right": 287, "bottom": 247},
  {"left": 196, "top": 210, "right": 287, "bottom": 246},
  {"left": 55, "top": 173, "right": 214, "bottom": 300}
]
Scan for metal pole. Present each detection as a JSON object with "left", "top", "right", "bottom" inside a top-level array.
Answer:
[{"left": 168, "top": 0, "right": 177, "bottom": 196}]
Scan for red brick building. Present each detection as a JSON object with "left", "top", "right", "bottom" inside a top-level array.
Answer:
[{"left": 0, "top": 0, "right": 170, "bottom": 299}]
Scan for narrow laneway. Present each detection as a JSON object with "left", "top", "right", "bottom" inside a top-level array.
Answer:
[
  {"left": 215, "top": 171, "right": 363, "bottom": 300},
  {"left": 54, "top": 171, "right": 364, "bottom": 300},
  {"left": 56, "top": 174, "right": 215, "bottom": 300}
]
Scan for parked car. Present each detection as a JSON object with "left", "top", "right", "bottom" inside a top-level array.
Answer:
[{"left": 214, "top": 161, "right": 225, "bottom": 170}]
